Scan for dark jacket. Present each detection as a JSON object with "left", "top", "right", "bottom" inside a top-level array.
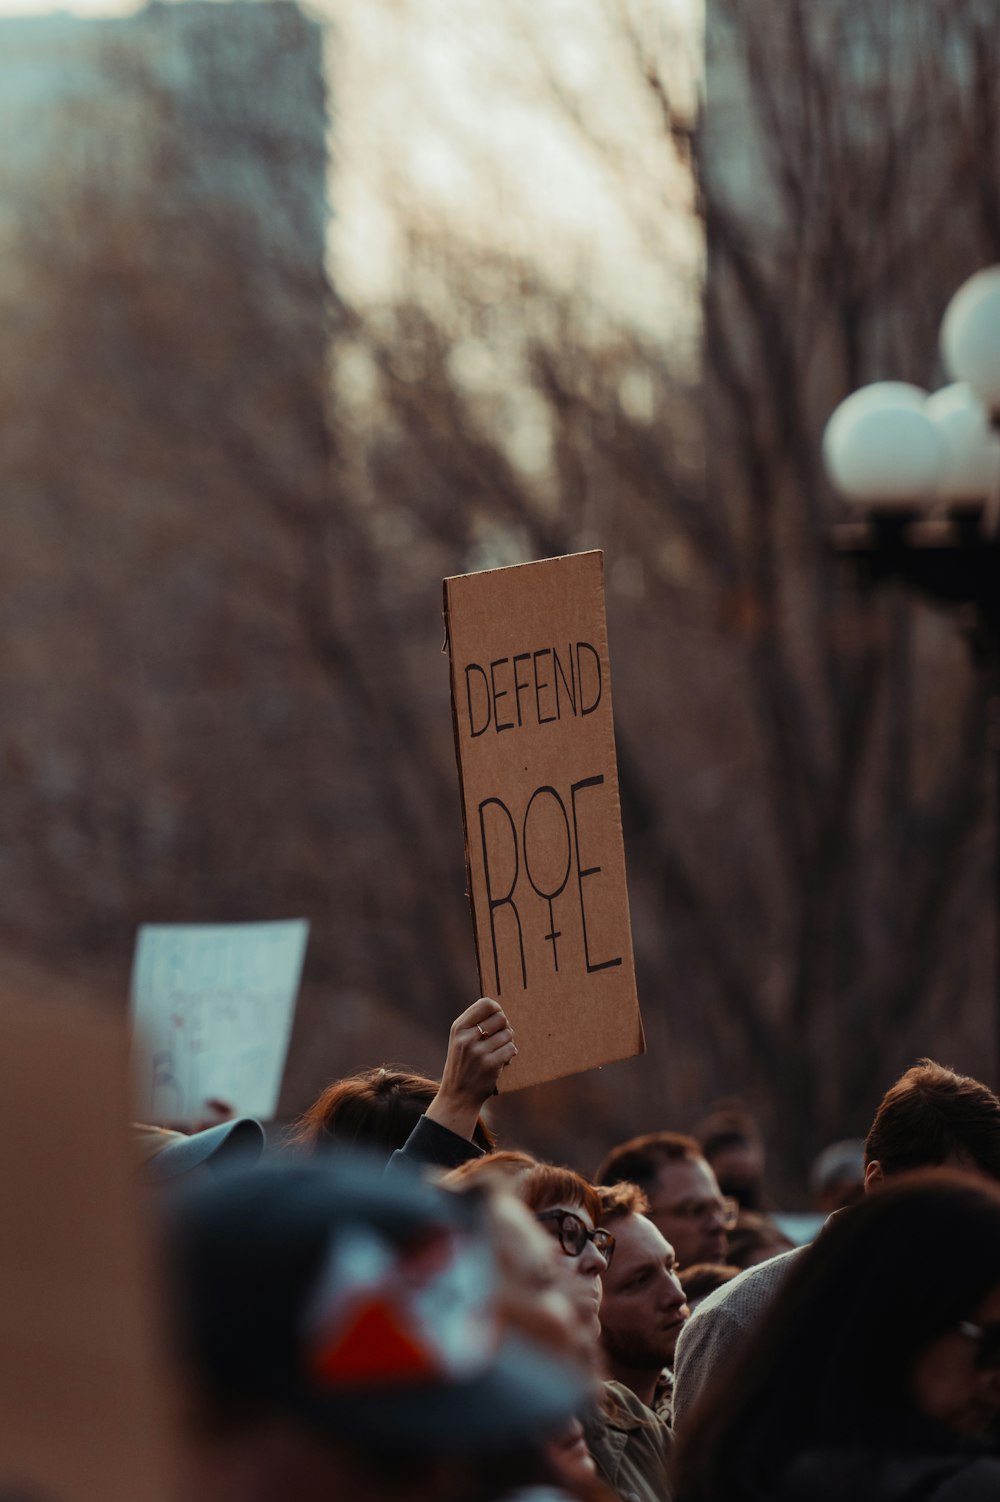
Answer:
[
  {"left": 386, "top": 1113, "right": 483, "bottom": 1175},
  {"left": 775, "top": 1447, "right": 1000, "bottom": 1502}
]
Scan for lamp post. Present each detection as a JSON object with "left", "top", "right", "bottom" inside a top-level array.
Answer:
[{"left": 824, "top": 266, "right": 1000, "bottom": 1078}]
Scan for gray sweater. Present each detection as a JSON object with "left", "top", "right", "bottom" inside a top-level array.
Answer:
[{"left": 671, "top": 1247, "right": 801, "bottom": 1428}]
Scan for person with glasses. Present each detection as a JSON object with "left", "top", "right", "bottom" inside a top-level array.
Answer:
[
  {"left": 671, "top": 1060, "right": 1000, "bottom": 1429},
  {"left": 504, "top": 1161, "right": 615, "bottom": 1346},
  {"left": 447, "top": 1154, "right": 674, "bottom": 1502},
  {"left": 520, "top": 1163, "right": 673, "bottom": 1502},
  {"left": 444, "top": 1155, "right": 615, "bottom": 1356},
  {"left": 535, "top": 1206, "right": 616, "bottom": 1329},
  {"left": 596, "top": 1132, "right": 738, "bottom": 1269},
  {"left": 672, "top": 1171, "right": 1000, "bottom": 1502}
]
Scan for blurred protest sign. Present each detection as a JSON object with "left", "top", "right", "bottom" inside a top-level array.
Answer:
[
  {"left": 0, "top": 1000, "right": 175, "bottom": 1502},
  {"left": 130, "top": 919, "right": 308, "bottom": 1126},
  {"left": 444, "top": 550, "right": 643, "bottom": 1091}
]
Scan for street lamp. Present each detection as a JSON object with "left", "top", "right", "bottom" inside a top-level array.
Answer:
[{"left": 823, "top": 264, "right": 1000, "bottom": 1075}]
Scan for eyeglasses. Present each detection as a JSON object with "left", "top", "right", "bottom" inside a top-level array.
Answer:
[
  {"left": 956, "top": 1319, "right": 1000, "bottom": 1369},
  {"left": 648, "top": 1195, "right": 740, "bottom": 1230},
  {"left": 536, "top": 1208, "right": 615, "bottom": 1265}
]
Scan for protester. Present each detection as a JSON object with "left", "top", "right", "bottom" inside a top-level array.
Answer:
[
  {"left": 162, "top": 1155, "right": 600, "bottom": 1502},
  {"left": 446, "top": 1149, "right": 541, "bottom": 1188},
  {"left": 290, "top": 1066, "right": 495, "bottom": 1157},
  {"left": 675, "top": 1264, "right": 738, "bottom": 1312},
  {"left": 672, "top": 1172, "right": 1000, "bottom": 1502},
  {"left": 520, "top": 1167, "right": 675, "bottom": 1502},
  {"left": 695, "top": 1103, "right": 769, "bottom": 1213},
  {"left": 448, "top": 1163, "right": 600, "bottom": 1375},
  {"left": 448, "top": 1154, "right": 673, "bottom": 1501},
  {"left": 292, "top": 998, "right": 514, "bottom": 1172},
  {"left": 596, "top": 1128, "right": 788, "bottom": 1277},
  {"left": 596, "top": 1183, "right": 689, "bottom": 1424},
  {"left": 134, "top": 1116, "right": 265, "bottom": 1183},
  {"left": 459, "top": 1159, "right": 612, "bottom": 1349},
  {"left": 721, "top": 1208, "right": 794, "bottom": 1270},
  {"left": 479, "top": 1184, "right": 583, "bottom": 1358},
  {"left": 809, "top": 1137, "right": 866, "bottom": 1214},
  {"left": 672, "top": 1059, "right": 1000, "bottom": 1427},
  {"left": 596, "top": 1132, "right": 737, "bottom": 1268},
  {"left": 521, "top": 1163, "right": 672, "bottom": 1502},
  {"left": 463, "top": 1183, "right": 611, "bottom": 1494}
]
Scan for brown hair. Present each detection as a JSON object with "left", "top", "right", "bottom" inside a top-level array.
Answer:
[
  {"left": 595, "top": 1131, "right": 702, "bottom": 1192},
  {"left": 289, "top": 1067, "right": 495, "bottom": 1161},
  {"left": 673, "top": 1172, "right": 1000, "bottom": 1501},
  {"left": 864, "top": 1059, "right": 1000, "bottom": 1180},
  {"left": 678, "top": 1262, "right": 739, "bottom": 1303},
  {"left": 696, "top": 1100, "right": 762, "bottom": 1159},
  {"left": 596, "top": 1181, "right": 649, "bottom": 1224}
]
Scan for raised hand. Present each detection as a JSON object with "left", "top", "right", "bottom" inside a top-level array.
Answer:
[{"left": 424, "top": 997, "right": 517, "bottom": 1142}]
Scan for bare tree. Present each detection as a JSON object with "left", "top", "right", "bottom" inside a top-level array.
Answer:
[
  {"left": 3, "top": 0, "right": 998, "bottom": 1191},
  {"left": 319, "top": 0, "right": 1000, "bottom": 1186}
]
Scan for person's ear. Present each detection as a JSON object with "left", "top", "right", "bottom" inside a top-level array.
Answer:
[{"left": 863, "top": 1160, "right": 884, "bottom": 1193}]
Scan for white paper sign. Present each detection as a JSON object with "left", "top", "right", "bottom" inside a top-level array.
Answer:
[{"left": 129, "top": 920, "right": 309, "bottom": 1125}]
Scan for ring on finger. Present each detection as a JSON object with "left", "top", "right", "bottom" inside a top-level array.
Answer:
[{"left": 476, "top": 1022, "right": 488, "bottom": 1038}]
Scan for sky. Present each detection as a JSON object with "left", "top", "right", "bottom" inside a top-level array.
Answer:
[
  {"left": 0, "top": 0, "right": 704, "bottom": 337},
  {"left": 327, "top": 0, "right": 703, "bottom": 323}
]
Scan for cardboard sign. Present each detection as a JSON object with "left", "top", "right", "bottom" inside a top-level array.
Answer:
[
  {"left": 130, "top": 918, "right": 309, "bottom": 1125},
  {"left": 0, "top": 1000, "right": 175, "bottom": 1502},
  {"left": 444, "top": 550, "right": 643, "bottom": 1091}
]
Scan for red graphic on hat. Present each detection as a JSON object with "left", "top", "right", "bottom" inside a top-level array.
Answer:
[{"left": 310, "top": 1296, "right": 437, "bottom": 1387}]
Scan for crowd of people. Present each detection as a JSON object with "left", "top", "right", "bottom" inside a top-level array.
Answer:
[{"left": 135, "top": 997, "right": 1000, "bottom": 1501}]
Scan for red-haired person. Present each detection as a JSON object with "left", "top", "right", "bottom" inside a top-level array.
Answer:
[
  {"left": 453, "top": 1154, "right": 672, "bottom": 1502},
  {"left": 291, "top": 998, "right": 514, "bottom": 1173}
]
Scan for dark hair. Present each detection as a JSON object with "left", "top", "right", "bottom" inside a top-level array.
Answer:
[
  {"left": 595, "top": 1132, "right": 702, "bottom": 1192},
  {"left": 725, "top": 1210, "right": 794, "bottom": 1271},
  {"left": 672, "top": 1171, "right": 1000, "bottom": 1502},
  {"left": 678, "top": 1263, "right": 739, "bottom": 1303},
  {"left": 290, "top": 1067, "right": 495, "bottom": 1161},
  {"left": 597, "top": 1181, "right": 649, "bottom": 1224},
  {"left": 697, "top": 1101, "right": 762, "bottom": 1160},
  {"left": 865, "top": 1059, "right": 1000, "bottom": 1180}
]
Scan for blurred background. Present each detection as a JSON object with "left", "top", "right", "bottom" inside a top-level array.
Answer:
[{"left": 1, "top": 0, "right": 997, "bottom": 1201}]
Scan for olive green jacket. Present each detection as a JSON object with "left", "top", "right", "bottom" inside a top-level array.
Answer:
[{"left": 585, "top": 1379, "right": 673, "bottom": 1502}]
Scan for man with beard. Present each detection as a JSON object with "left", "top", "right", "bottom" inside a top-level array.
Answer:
[
  {"left": 596, "top": 1183, "right": 690, "bottom": 1424},
  {"left": 671, "top": 1059, "right": 1000, "bottom": 1428}
]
